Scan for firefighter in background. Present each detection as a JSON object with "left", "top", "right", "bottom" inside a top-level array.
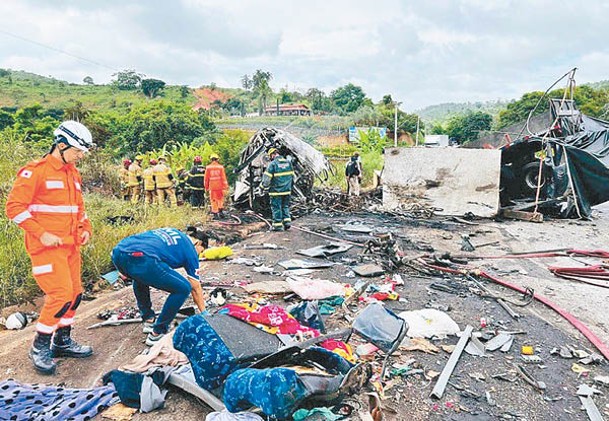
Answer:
[
  {"left": 261, "top": 148, "right": 294, "bottom": 231},
  {"left": 142, "top": 159, "right": 157, "bottom": 206},
  {"left": 204, "top": 153, "right": 229, "bottom": 219},
  {"left": 186, "top": 155, "right": 205, "bottom": 208},
  {"left": 176, "top": 166, "right": 189, "bottom": 203},
  {"left": 119, "top": 158, "right": 131, "bottom": 200},
  {"left": 5, "top": 120, "right": 94, "bottom": 374},
  {"left": 153, "top": 156, "right": 177, "bottom": 207},
  {"left": 128, "top": 155, "right": 143, "bottom": 203}
]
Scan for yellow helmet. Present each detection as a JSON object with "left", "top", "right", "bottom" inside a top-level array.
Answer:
[
  {"left": 210, "top": 153, "right": 219, "bottom": 160},
  {"left": 267, "top": 148, "right": 278, "bottom": 156}
]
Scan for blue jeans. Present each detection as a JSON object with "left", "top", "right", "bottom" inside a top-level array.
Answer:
[
  {"left": 111, "top": 250, "right": 191, "bottom": 334},
  {"left": 270, "top": 195, "right": 291, "bottom": 229}
]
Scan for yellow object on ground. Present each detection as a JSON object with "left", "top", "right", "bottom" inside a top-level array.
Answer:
[
  {"left": 521, "top": 345, "right": 534, "bottom": 355},
  {"left": 202, "top": 246, "right": 233, "bottom": 260}
]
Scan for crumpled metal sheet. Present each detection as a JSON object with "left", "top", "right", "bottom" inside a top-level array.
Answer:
[{"left": 232, "top": 127, "right": 333, "bottom": 211}]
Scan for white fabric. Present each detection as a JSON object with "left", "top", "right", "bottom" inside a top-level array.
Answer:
[
  {"left": 286, "top": 276, "right": 345, "bottom": 299},
  {"left": 206, "top": 410, "right": 264, "bottom": 421},
  {"left": 398, "top": 309, "right": 460, "bottom": 339}
]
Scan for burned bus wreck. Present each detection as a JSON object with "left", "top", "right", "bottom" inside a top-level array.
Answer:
[
  {"left": 232, "top": 127, "right": 334, "bottom": 214},
  {"left": 501, "top": 98, "right": 609, "bottom": 218}
]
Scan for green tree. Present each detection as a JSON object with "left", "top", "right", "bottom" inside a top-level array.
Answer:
[
  {"left": 305, "top": 88, "right": 332, "bottom": 112},
  {"left": 0, "top": 69, "right": 11, "bottom": 78},
  {"left": 279, "top": 88, "right": 293, "bottom": 104},
  {"left": 0, "top": 110, "right": 14, "bottom": 130},
  {"left": 381, "top": 94, "right": 393, "bottom": 106},
  {"left": 180, "top": 85, "right": 190, "bottom": 98},
  {"left": 83, "top": 76, "right": 94, "bottom": 85},
  {"left": 447, "top": 111, "right": 492, "bottom": 144},
  {"left": 331, "top": 83, "right": 367, "bottom": 114},
  {"left": 252, "top": 69, "right": 273, "bottom": 115},
  {"left": 141, "top": 78, "right": 166, "bottom": 98},
  {"left": 497, "top": 91, "right": 546, "bottom": 129},
  {"left": 241, "top": 74, "right": 253, "bottom": 90},
  {"left": 112, "top": 69, "right": 144, "bottom": 91}
]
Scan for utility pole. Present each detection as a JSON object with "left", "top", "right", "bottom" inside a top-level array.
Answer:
[
  {"left": 415, "top": 116, "right": 420, "bottom": 146},
  {"left": 394, "top": 102, "right": 401, "bottom": 147}
]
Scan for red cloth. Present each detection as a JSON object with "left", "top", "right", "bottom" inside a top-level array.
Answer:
[{"left": 221, "top": 303, "right": 319, "bottom": 336}]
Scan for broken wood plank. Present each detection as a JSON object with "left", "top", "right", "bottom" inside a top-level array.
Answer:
[
  {"left": 500, "top": 208, "right": 544, "bottom": 223},
  {"left": 430, "top": 325, "right": 473, "bottom": 399}
]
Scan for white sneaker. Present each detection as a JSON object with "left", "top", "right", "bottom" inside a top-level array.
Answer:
[
  {"left": 142, "top": 318, "right": 155, "bottom": 334},
  {"left": 145, "top": 332, "right": 165, "bottom": 346}
]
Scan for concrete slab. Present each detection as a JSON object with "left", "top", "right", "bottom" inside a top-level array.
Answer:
[{"left": 382, "top": 147, "right": 501, "bottom": 217}]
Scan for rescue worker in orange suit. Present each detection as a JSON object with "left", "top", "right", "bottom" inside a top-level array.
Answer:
[
  {"left": 186, "top": 155, "right": 205, "bottom": 208},
  {"left": 142, "top": 159, "right": 157, "bottom": 206},
  {"left": 204, "top": 153, "right": 229, "bottom": 219},
  {"left": 128, "top": 155, "right": 143, "bottom": 204},
  {"left": 153, "top": 156, "right": 177, "bottom": 207},
  {"left": 5, "top": 121, "right": 94, "bottom": 375},
  {"left": 119, "top": 158, "right": 131, "bottom": 200}
]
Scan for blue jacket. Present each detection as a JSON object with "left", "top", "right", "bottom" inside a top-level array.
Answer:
[
  {"left": 113, "top": 228, "right": 199, "bottom": 278},
  {"left": 261, "top": 156, "right": 294, "bottom": 196}
]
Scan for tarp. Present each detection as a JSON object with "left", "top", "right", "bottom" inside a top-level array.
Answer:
[{"left": 501, "top": 100, "right": 609, "bottom": 218}]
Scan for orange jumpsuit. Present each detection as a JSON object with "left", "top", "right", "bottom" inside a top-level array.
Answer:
[
  {"left": 5, "top": 154, "right": 91, "bottom": 334},
  {"left": 204, "top": 161, "right": 229, "bottom": 214}
]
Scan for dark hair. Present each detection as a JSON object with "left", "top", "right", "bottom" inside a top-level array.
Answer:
[{"left": 186, "top": 226, "right": 210, "bottom": 249}]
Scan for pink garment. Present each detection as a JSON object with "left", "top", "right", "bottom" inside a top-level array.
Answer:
[
  {"left": 221, "top": 303, "right": 319, "bottom": 336},
  {"left": 121, "top": 331, "right": 188, "bottom": 373},
  {"left": 286, "top": 276, "right": 345, "bottom": 300}
]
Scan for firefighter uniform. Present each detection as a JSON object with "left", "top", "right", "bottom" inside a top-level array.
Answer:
[
  {"left": 186, "top": 164, "right": 206, "bottom": 208},
  {"left": 153, "top": 159, "right": 177, "bottom": 207},
  {"left": 204, "top": 158, "right": 229, "bottom": 216},
  {"left": 128, "top": 160, "right": 143, "bottom": 203},
  {"left": 119, "top": 162, "right": 130, "bottom": 200},
  {"left": 142, "top": 166, "right": 157, "bottom": 205},
  {"left": 6, "top": 154, "right": 91, "bottom": 335},
  {"left": 261, "top": 151, "right": 294, "bottom": 231}
]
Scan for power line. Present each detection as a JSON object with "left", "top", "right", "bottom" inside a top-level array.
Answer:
[{"left": 0, "top": 29, "right": 119, "bottom": 72}]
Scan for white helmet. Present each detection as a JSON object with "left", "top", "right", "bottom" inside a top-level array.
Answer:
[{"left": 53, "top": 120, "right": 94, "bottom": 152}]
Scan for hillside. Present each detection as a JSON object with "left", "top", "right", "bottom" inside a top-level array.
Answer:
[
  {"left": 0, "top": 70, "right": 197, "bottom": 111},
  {"left": 415, "top": 99, "right": 510, "bottom": 124}
]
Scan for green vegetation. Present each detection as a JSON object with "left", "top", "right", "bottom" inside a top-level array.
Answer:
[{"left": 2, "top": 66, "right": 609, "bottom": 306}]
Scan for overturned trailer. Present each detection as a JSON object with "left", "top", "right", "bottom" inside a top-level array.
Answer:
[
  {"left": 232, "top": 127, "right": 333, "bottom": 213},
  {"left": 501, "top": 98, "right": 609, "bottom": 218}
]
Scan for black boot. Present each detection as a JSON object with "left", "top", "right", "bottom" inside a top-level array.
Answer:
[
  {"left": 52, "top": 326, "right": 93, "bottom": 358},
  {"left": 30, "top": 333, "right": 56, "bottom": 375}
]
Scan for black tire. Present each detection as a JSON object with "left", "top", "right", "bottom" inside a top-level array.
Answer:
[{"left": 522, "top": 162, "right": 545, "bottom": 193}]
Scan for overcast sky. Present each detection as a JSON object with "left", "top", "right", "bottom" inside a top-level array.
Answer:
[{"left": 1, "top": 0, "right": 608, "bottom": 110}]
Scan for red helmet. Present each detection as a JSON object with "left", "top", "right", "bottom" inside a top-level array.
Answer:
[
  {"left": 150, "top": 159, "right": 158, "bottom": 165},
  {"left": 123, "top": 158, "right": 132, "bottom": 167},
  {"left": 193, "top": 155, "right": 202, "bottom": 164}
]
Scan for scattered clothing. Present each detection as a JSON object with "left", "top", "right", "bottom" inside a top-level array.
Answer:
[
  {"left": 292, "top": 407, "right": 342, "bottom": 421},
  {"left": 0, "top": 379, "right": 119, "bottom": 421},
  {"left": 102, "top": 367, "right": 175, "bottom": 413},
  {"left": 220, "top": 303, "right": 319, "bottom": 337},
  {"left": 173, "top": 314, "right": 240, "bottom": 390},
  {"left": 121, "top": 331, "right": 188, "bottom": 373},
  {"left": 224, "top": 347, "right": 354, "bottom": 420},
  {"left": 206, "top": 410, "right": 264, "bottom": 421},
  {"left": 286, "top": 276, "right": 346, "bottom": 300}
]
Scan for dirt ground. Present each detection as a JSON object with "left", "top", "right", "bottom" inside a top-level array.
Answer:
[{"left": 1, "top": 205, "right": 609, "bottom": 420}]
